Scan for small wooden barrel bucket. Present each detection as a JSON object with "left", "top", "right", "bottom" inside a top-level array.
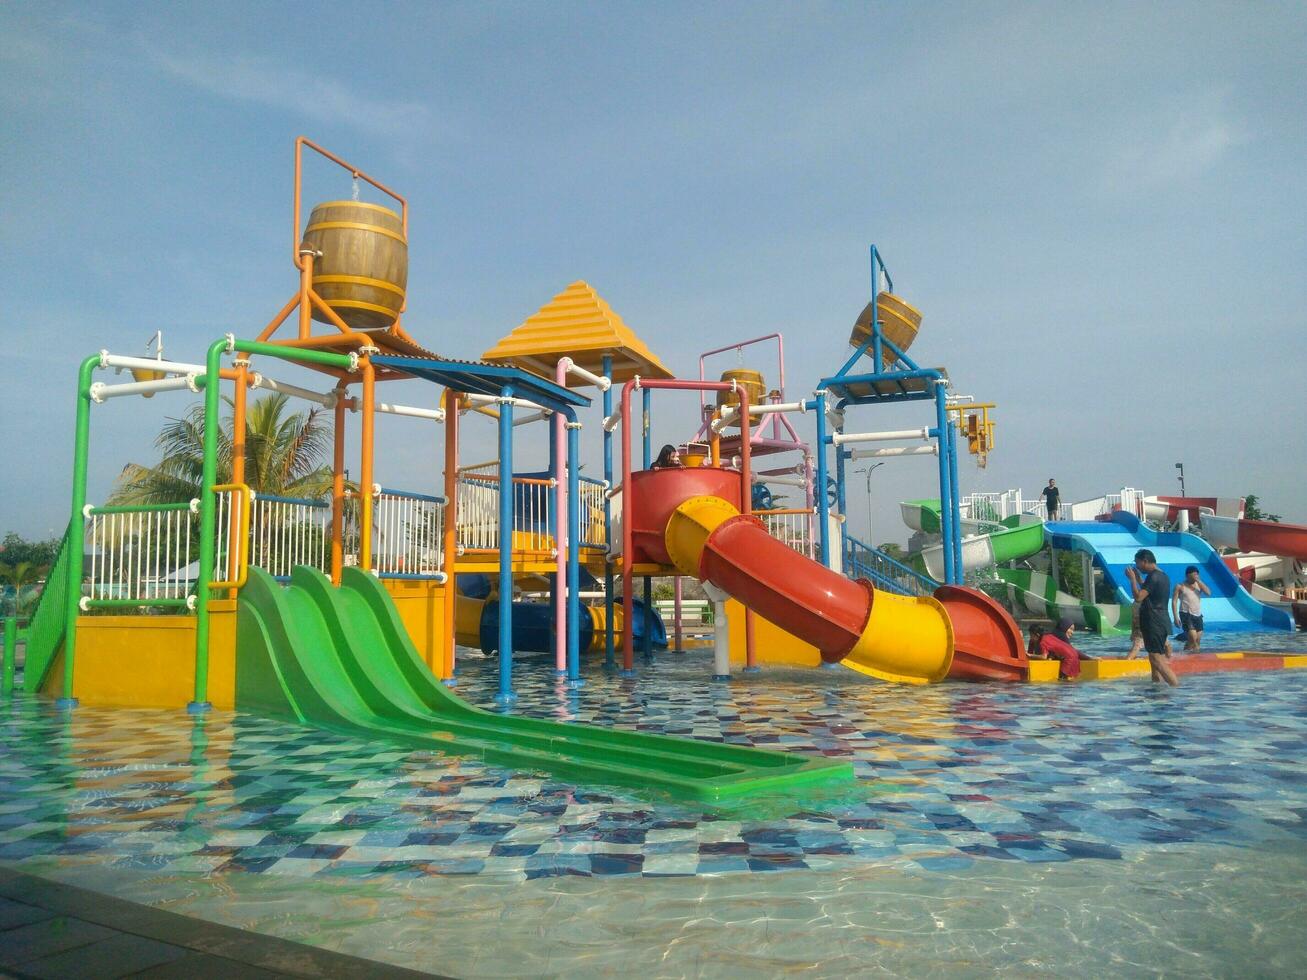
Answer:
[
  {"left": 715, "top": 368, "right": 766, "bottom": 424},
  {"left": 301, "top": 200, "right": 408, "bottom": 330}
]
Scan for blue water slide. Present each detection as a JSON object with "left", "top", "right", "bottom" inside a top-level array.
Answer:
[
  {"left": 1045, "top": 512, "right": 1292, "bottom": 632},
  {"left": 477, "top": 598, "right": 667, "bottom": 656}
]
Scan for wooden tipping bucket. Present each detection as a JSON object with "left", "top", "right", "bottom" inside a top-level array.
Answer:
[
  {"left": 301, "top": 200, "right": 408, "bottom": 331},
  {"left": 850, "top": 292, "right": 921, "bottom": 366}
]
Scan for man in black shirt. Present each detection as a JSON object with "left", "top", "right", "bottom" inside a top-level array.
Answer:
[
  {"left": 1041, "top": 479, "right": 1061, "bottom": 521},
  {"left": 1133, "top": 549, "right": 1178, "bottom": 686}
]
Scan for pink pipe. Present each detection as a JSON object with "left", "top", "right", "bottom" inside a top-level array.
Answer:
[{"left": 553, "top": 359, "right": 568, "bottom": 673}]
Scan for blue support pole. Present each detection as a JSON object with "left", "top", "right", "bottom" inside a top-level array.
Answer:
[
  {"left": 813, "top": 390, "right": 831, "bottom": 567},
  {"left": 495, "top": 388, "right": 517, "bottom": 706},
  {"left": 641, "top": 387, "right": 653, "bottom": 663},
  {"left": 548, "top": 414, "right": 559, "bottom": 672},
  {"left": 565, "top": 415, "right": 583, "bottom": 688},
  {"left": 602, "top": 356, "right": 615, "bottom": 671},
  {"left": 933, "top": 382, "right": 956, "bottom": 584},
  {"left": 948, "top": 417, "right": 964, "bottom": 580}
]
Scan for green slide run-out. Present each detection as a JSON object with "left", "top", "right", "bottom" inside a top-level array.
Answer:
[
  {"left": 996, "top": 567, "right": 1132, "bottom": 636},
  {"left": 237, "top": 566, "right": 853, "bottom": 804}
]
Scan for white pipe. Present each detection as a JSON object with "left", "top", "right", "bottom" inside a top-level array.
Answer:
[
  {"left": 832, "top": 427, "right": 931, "bottom": 446},
  {"left": 850, "top": 445, "right": 939, "bottom": 459},
  {"left": 345, "top": 398, "right": 445, "bottom": 421},
  {"left": 464, "top": 392, "right": 549, "bottom": 413},
  {"left": 100, "top": 352, "right": 210, "bottom": 377},
  {"left": 89, "top": 375, "right": 200, "bottom": 402},
  {"left": 760, "top": 474, "right": 809, "bottom": 488},
  {"left": 561, "top": 357, "right": 612, "bottom": 391},
  {"left": 603, "top": 412, "right": 622, "bottom": 432},
  {"left": 512, "top": 410, "right": 550, "bottom": 427},
  {"left": 254, "top": 374, "right": 336, "bottom": 408}
]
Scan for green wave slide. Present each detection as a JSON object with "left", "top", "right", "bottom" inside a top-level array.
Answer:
[
  {"left": 236, "top": 566, "right": 853, "bottom": 804},
  {"left": 995, "top": 568, "right": 1131, "bottom": 636},
  {"left": 901, "top": 500, "right": 1046, "bottom": 581}
]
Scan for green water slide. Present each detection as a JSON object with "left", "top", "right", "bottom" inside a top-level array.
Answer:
[
  {"left": 995, "top": 568, "right": 1132, "bottom": 636},
  {"left": 901, "top": 500, "right": 1046, "bottom": 581},
  {"left": 237, "top": 566, "right": 853, "bottom": 805}
]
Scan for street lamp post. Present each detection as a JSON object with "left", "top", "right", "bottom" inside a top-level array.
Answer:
[
  {"left": 1175, "top": 462, "right": 1185, "bottom": 496},
  {"left": 858, "top": 463, "right": 885, "bottom": 544}
]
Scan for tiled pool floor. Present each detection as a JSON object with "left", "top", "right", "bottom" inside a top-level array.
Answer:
[{"left": 1, "top": 652, "right": 1305, "bottom": 884}]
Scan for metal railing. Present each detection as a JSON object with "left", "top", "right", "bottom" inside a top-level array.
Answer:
[
  {"left": 455, "top": 472, "right": 556, "bottom": 555},
  {"left": 18, "top": 520, "right": 72, "bottom": 693},
  {"left": 83, "top": 501, "right": 199, "bottom": 608},
  {"left": 249, "top": 493, "right": 330, "bottom": 580},
  {"left": 373, "top": 488, "right": 446, "bottom": 579},
  {"left": 760, "top": 508, "right": 816, "bottom": 559},
  {"left": 578, "top": 476, "right": 607, "bottom": 550},
  {"left": 844, "top": 535, "right": 935, "bottom": 597}
]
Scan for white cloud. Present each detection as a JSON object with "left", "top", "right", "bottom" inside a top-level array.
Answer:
[
  {"left": 1105, "top": 110, "right": 1250, "bottom": 192},
  {"left": 142, "top": 42, "right": 430, "bottom": 139}
]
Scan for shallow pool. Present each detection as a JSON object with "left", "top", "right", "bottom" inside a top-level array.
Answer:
[{"left": 2, "top": 652, "right": 1305, "bottom": 976}]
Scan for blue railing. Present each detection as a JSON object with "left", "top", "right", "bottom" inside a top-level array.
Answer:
[{"left": 844, "top": 534, "right": 934, "bottom": 597}]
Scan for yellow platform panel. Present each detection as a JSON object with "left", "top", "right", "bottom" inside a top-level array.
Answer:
[
  {"left": 481, "top": 280, "right": 673, "bottom": 383},
  {"left": 49, "top": 602, "right": 237, "bottom": 709}
]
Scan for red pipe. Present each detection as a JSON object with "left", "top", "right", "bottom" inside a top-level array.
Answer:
[{"left": 621, "top": 379, "right": 752, "bottom": 672}]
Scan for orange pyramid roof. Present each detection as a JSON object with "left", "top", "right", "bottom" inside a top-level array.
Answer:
[{"left": 481, "top": 281, "right": 673, "bottom": 385}]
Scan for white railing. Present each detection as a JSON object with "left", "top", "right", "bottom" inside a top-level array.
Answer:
[
  {"left": 249, "top": 494, "right": 330, "bottom": 579},
  {"left": 373, "top": 488, "right": 446, "bottom": 579},
  {"left": 578, "top": 477, "right": 608, "bottom": 549},
  {"left": 761, "top": 508, "right": 816, "bottom": 559},
  {"left": 456, "top": 473, "right": 501, "bottom": 551},
  {"left": 84, "top": 501, "right": 199, "bottom": 606},
  {"left": 959, "top": 490, "right": 1042, "bottom": 523},
  {"left": 455, "top": 474, "right": 556, "bottom": 555}
]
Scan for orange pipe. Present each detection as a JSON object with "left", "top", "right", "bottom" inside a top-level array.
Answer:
[
  {"left": 331, "top": 388, "right": 346, "bottom": 585},
  {"left": 265, "top": 332, "right": 371, "bottom": 350},
  {"left": 308, "top": 289, "right": 364, "bottom": 337},
  {"left": 298, "top": 252, "right": 314, "bottom": 339},
  {"left": 358, "top": 357, "right": 376, "bottom": 572},
  {"left": 737, "top": 390, "right": 757, "bottom": 671},
  {"left": 256, "top": 293, "right": 301, "bottom": 343},
  {"left": 441, "top": 388, "right": 460, "bottom": 680}
]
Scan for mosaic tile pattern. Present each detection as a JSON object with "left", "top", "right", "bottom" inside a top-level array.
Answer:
[{"left": 1, "top": 654, "right": 1305, "bottom": 882}]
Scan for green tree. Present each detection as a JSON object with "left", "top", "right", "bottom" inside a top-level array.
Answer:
[
  {"left": 0, "top": 532, "right": 60, "bottom": 567},
  {"left": 1244, "top": 494, "right": 1281, "bottom": 523},
  {"left": 0, "top": 561, "right": 40, "bottom": 615},
  {"left": 109, "top": 393, "right": 334, "bottom": 504}
]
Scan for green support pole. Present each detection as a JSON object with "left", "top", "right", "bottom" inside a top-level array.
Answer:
[
  {"left": 3, "top": 617, "right": 16, "bottom": 697},
  {"left": 191, "top": 338, "right": 229, "bottom": 714},
  {"left": 59, "top": 354, "right": 102, "bottom": 710}
]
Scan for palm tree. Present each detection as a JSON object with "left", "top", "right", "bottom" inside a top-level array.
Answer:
[
  {"left": 109, "top": 392, "right": 334, "bottom": 503},
  {"left": 0, "top": 561, "right": 39, "bottom": 616}
]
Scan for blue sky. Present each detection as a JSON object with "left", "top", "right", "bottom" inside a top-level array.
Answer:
[{"left": 2, "top": 1, "right": 1305, "bottom": 543}]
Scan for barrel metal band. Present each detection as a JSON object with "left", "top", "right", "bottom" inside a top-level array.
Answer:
[
  {"left": 305, "top": 221, "right": 407, "bottom": 244},
  {"left": 312, "top": 274, "right": 407, "bottom": 298},
  {"left": 319, "top": 298, "right": 400, "bottom": 319}
]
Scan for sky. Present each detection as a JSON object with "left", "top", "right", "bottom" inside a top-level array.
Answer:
[{"left": 2, "top": 1, "right": 1305, "bottom": 545}]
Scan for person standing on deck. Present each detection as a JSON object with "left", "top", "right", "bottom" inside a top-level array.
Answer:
[
  {"left": 1172, "top": 566, "right": 1210, "bottom": 652},
  {"left": 1133, "top": 549, "right": 1178, "bottom": 686},
  {"left": 1041, "top": 479, "right": 1061, "bottom": 521}
]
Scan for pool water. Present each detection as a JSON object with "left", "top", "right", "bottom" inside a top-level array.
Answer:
[{"left": 2, "top": 651, "right": 1305, "bottom": 976}]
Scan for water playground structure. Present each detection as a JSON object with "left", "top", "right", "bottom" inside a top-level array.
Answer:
[{"left": 8, "top": 138, "right": 1303, "bottom": 804}]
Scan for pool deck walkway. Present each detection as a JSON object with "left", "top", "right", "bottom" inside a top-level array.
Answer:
[{"left": 0, "top": 866, "right": 439, "bottom": 979}]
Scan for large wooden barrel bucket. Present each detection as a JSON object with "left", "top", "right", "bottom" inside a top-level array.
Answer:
[
  {"left": 715, "top": 368, "right": 766, "bottom": 425},
  {"left": 301, "top": 200, "right": 408, "bottom": 331},
  {"left": 850, "top": 292, "right": 921, "bottom": 366}
]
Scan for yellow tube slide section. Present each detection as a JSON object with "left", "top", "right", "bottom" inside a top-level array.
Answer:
[{"left": 666, "top": 495, "right": 954, "bottom": 684}]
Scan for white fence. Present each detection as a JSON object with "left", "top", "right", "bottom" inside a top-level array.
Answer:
[
  {"left": 760, "top": 508, "right": 816, "bottom": 559},
  {"left": 960, "top": 487, "right": 1147, "bottom": 524},
  {"left": 373, "top": 489, "right": 445, "bottom": 578},
  {"left": 84, "top": 502, "right": 199, "bottom": 605},
  {"left": 249, "top": 494, "right": 330, "bottom": 579}
]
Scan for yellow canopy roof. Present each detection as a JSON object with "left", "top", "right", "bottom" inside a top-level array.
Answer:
[{"left": 481, "top": 281, "right": 673, "bottom": 385}]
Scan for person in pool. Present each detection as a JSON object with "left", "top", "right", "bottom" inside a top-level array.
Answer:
[
  {"left": 1133, "top": 549, "right": 1178, "bottom": 687},
  {"left": 1172, "top": 565, "right": 1210, "bottom": 652},
  {"left": 651, "top": 444, "right": 684, "bottom": 469},
  {"left": 1027, "top": 618, "right": 1094, "bottom": 681}
]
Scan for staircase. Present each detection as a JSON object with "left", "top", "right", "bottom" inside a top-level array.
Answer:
[{"left": 844, "top": 534, "right": 934, "bottom": 597}]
